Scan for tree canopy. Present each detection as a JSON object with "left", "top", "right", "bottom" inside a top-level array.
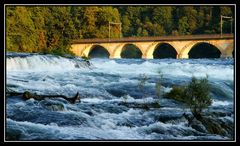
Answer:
[{"left": 6, "top": 6, "right": 234, "bottom": 55}]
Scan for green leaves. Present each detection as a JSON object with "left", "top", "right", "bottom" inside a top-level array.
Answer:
[
  {"left": 165, "top": 76, "right": 212, "bottom": 117},
  {"left": 178, "top": 17, "right": 190, "bottom": 35},
  {"left": 185, "top": 76, "right": 212, "bottom": 113},
  {"left": 6, "top": 7, "right": 38, "bottom": 52},
  {"left": 153, "top": 6, "right": 173, "bottom": 34}
]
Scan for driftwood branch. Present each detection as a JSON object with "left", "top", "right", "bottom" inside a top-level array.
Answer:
[
  {"left": 6, "top": 89, "right": 80, "bottom": 104},
  {"left": 6, "top": 88, "right": 23, "bottom": 96}
]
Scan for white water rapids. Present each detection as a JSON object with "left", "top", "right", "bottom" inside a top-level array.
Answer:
[{"left": 6, "top": 53, "right": 234, "bottom": 140}]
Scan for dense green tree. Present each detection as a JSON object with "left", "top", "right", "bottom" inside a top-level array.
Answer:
[
  {"left": 136, "top": 27, "right": 142, "bottom": 36},
  {"left": 152, "top": 24, "right": 166, "bottom": 36},
  {"left": 121, "top": 15, "right": 131, "bottom": 37},
  {"left": 45, "top": 6, "right": 74, "bottom": 54},
  {"left": 153, "top": 6, "right": 173, "bottom": 34},
  {"left": 27, "top": 7, "right": 48, "bottom": 52},
  {"left": 123, "top": 7, "right": 143, "bottom": 36},
  {"left": 81, "top": 6, "right": 99, "bottom": 38},
  {"left": 7, "top": 6, "right": 38, "bottom": 52},
  {"left": 97, "top": 7, "right": 121, "bottom": 38},
  {"left": 193, "top": 6, "right": 208, "bottom": 34},
  {"left": 185, "top": 7, "right": 198, "bottom": 33},
  {"left": 178, "top": 17, "right": 189, "bottom": 35},
  {"left": 70, "top": 7, "right": 85, "bottom": 39},
  {"left": 142, "top": 29, "right": 149, "bottom": 36},
  {"left": 177, "top": 7, "right": 198, "bottom": 34}
]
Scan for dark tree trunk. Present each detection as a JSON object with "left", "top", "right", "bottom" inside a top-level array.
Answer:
[{"left": 6, "top": 89, "right": 80, "bottom": 104}]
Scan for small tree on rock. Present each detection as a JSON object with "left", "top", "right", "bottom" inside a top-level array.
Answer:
[
  {"left": 183, "top": 76, "right": 212, "bottom": 119},
  {"left": 165, "top": 76, "right": 212, "bottom": 120}
]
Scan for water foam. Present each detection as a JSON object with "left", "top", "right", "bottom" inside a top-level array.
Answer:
[
  {"left": 211, "top": 100, "right": 232, "bottom": 107},
  {"left": 92, "top": 59, "right": 233, "bottom": 81},
  {"left": 7, "top": 54, "right": 233, "bottom": 81},
  {"left": 7, "top": 54, "right": 87, "bottom": 71}
]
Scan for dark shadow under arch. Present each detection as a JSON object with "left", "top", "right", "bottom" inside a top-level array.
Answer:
[
  {"left": 121, "top": 44, "right": 142, "bottom": 58},
  {"left": 153, "top": 43, "right": 177, "bottom": 59},
  {"left": 188, "top": 43, "right": 221, "bottom": 59},
  {"left": 88, "top": 45, "right": 110, "bottom": 58}
]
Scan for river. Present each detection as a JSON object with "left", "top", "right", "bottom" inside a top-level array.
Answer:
[{"left": 6, "top": 52, "right": 234, "bottom": 141}]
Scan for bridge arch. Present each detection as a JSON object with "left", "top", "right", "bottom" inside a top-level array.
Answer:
[
  {"left": 179, "top": 41, "right": 223, "bottom": 58},
  {"left": 145, "top": 42, "right": 179, "bottom": 59},
  {"left": 81, "top": 44, "right": 110, "bottom": 58},
  {"left": 112, "top": 43, "right": 144, "bottom": 58}
]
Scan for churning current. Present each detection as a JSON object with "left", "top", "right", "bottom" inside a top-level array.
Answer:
[{"left": 6, "top": 53, "right": 234, "bottom": 141}]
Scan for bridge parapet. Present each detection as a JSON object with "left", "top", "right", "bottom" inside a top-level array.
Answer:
[{"left": 71, "top": 34, "right": 233, "bottom": 44}]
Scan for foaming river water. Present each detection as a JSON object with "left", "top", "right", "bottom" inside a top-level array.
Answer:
[{"left": 6, "top": 53, "right": 234, "bottom": 141}]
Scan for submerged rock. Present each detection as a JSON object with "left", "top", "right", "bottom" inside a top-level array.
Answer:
[
  {"left": 118, "top": 101, "right": 161, "bottom": 110},
  {"left": 183, "top": 112, "right": 232, "bottom": 137},
  {"left": 200, "top": 117, "right": 228, "bottom": 136},
  {"left": 6, "top": 128, "right": 22, "bottom": 141},
  {"left": 189, "top": 118, "right": 208, "bottom": 133},
  {"left": 40, "top": 100, "right": 65, "bottom": 111},
  {"left": 106, "top": 89, "right": 126, "bottom": 97},
  {"left": 22, "top": 91, "right": 42, "bottom": 100}
]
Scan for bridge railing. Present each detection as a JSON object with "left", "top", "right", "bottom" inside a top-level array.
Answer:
[{"left": 71, "top": 34, "right": 233, "bottom": 44}]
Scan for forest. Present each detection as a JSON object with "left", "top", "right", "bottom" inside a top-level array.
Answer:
[{"left": 6, "top": 6, "right": 234, "bottom": 56}]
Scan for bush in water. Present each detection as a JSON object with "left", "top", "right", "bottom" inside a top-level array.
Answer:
[
  {"left": 164, "top": 85, "right": 186, "bottom": 102},
  {"left": 184, "top": 76, "right": 212, "bottom": 119},
  {"left": 165, "top": 76, "right": 212, "bottom": 119}
]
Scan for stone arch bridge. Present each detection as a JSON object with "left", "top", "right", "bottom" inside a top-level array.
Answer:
[{"left": 70, "top": 34, "right": 234, "bottom": 59}]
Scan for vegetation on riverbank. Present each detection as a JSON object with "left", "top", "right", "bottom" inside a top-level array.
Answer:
[{"left": 6, "top": 6, "right": 233, "bottom": 55}]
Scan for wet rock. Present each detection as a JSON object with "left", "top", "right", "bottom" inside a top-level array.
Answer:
[
  {"left": 85, "top": 111, "right": 94, "bottom": 116},
  {"left": 22, "top": 91, "right": 43, "bottom": 100},
  {"left": 190, "top": 118, "right": 208, "bottom": 133},
  {"left": 75, "top": 63, "right": 80, "bottom": 68},
  {"left": 118, "top": 101, "right": 161, "bottom": 109},
  {"left": 106, "top": 89, "right": 126, "bottom": 97},
  {"left": 22, "top": 91, "right": 32, "bottom": 99},
  {"left": 219, "top": 122, "right": 234, "bottom": 138},
  {"left": 40, "top": 100, "right": 65, "bottom": 111},
  {"left": 184, "top": 112, "right": 231, "bottom": 137},
  {"left": 200, "top": 117, "right": 228, "bottom": 136},
  {"left": 157, "top": 114, "right": 182, "bottom": 123},
  {"left": 6, "top": 128, "right": 22, "bottom": 141},
  {"left": 208, "top": 111, "right": 227, "bottom": 117}
]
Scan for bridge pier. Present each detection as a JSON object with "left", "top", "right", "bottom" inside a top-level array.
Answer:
[
  {"left": 220, "top": 53, "right": 233, "bottom": 58},
  {"left": 176, "top": 54, "right": 180, "bottom": 59},
  {"left": 110, "top": 54, "right": 121, "bottom": 59},
  {"left": 177, "top": 54, "right": 189, "bottom": 59},
  {"left": 142, "top": 54, "right": 153, "bottom": 59}
]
